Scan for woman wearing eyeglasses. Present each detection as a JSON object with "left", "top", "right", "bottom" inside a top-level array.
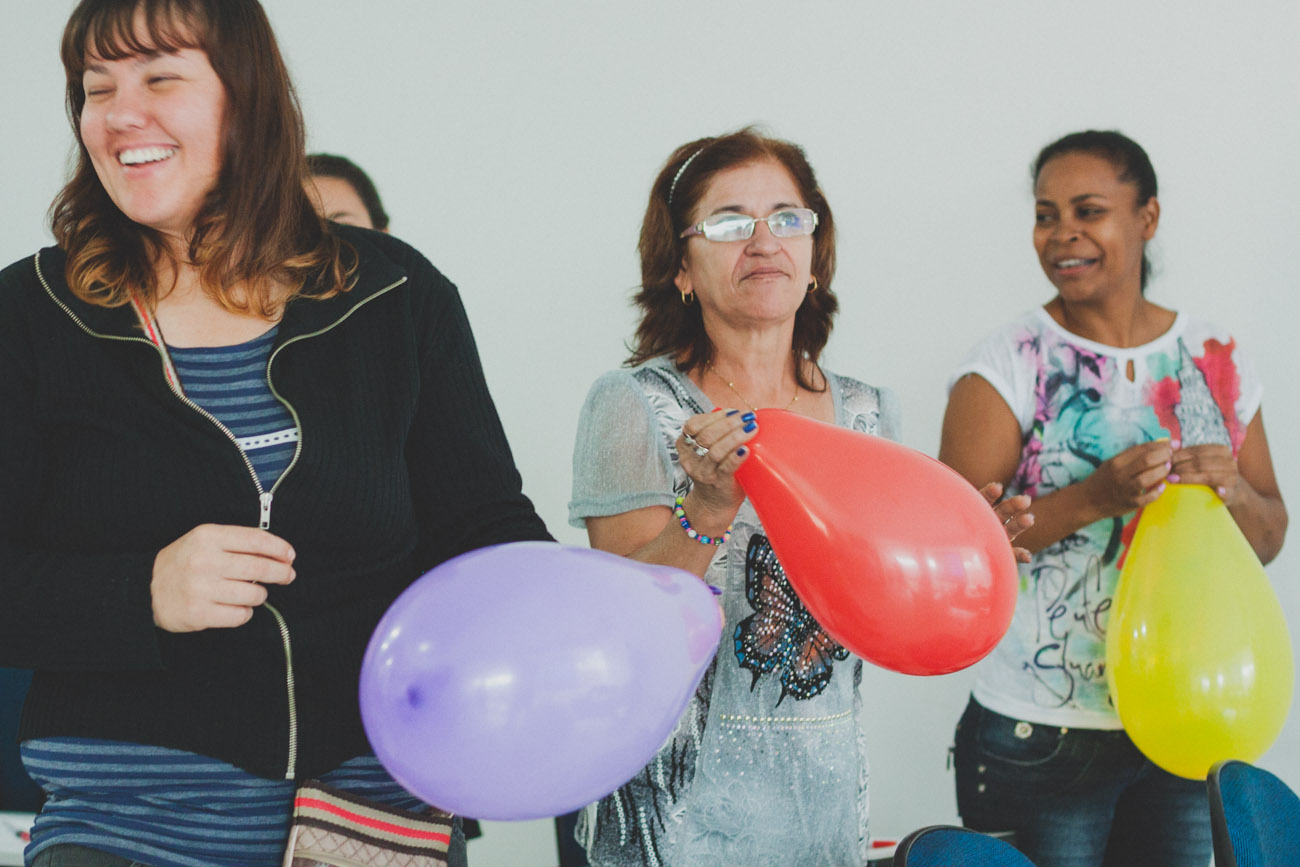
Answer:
[
  {"left": 568, "top": 127, "right": 1028, "bottom": 866},
  {"left": 940, "top": 130, "right": 1287, "bottom": 866}
]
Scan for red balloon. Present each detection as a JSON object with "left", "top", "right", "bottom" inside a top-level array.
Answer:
[{"left": 734, "top": 410, "right": 1017, "bottom": 675}]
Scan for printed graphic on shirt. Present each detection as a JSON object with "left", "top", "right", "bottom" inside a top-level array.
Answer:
[
  {"left": 577, "top": 358, "right": 888, "bottom": 866},
  {"left": 1002, "top": 330, "right": 1243, "bottom": 715},
  {"left": 734, "top": 534, "right": 849, "bottom": 703}
]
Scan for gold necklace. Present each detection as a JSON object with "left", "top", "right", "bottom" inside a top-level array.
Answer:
[{"left": 707, "top": 362, "right": 800, "bottom": 411}]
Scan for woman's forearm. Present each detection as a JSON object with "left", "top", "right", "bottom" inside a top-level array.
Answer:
[
  {"left": 1226, "top": 476, "right": 1288, "bottom": 565},
  {"left": 1011, "top": 480, "right": 1110, "bottom": 553}
]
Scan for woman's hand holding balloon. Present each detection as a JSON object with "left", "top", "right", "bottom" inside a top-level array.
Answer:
[
  {"left": 1168, "top": 443, "right": 1239, "bottom": 502},
  {"left": 1082, "top": 439, "right": 1173, "bottom": 519},
  {"left": 586, "top": 409, "right": 756, "bottom": 572},
  {"left": 675, "top": 409, "right": 757, "bottom": 524},
  {"left": 151, "top": 524, "right": 297, "bottom": 632},
  {"left": 1165, "top": 413, "right": 1288, "bottom": 565},
  {"left": 980, "top": 481, "right": 1034, "bottom": 563}
]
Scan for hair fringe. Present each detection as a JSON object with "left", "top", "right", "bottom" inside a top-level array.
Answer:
[{"left": 53, "top": 0, "right": 355, "bottom": 312}]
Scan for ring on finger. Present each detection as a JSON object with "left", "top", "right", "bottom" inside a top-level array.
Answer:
[{"left": 683, "top": 431, "right": 710, "bottom": 457}]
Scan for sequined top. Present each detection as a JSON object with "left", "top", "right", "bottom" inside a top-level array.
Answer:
[{"left": 569, "top": 356, "right": 900, "bottom": 867}]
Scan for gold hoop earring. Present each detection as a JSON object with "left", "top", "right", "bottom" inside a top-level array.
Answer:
[
  {"left": 807, "top": 276, "right": 818, "bottom": 293},
  {"left": 680, "top": 289, "right": 695, "bottom": 306}
]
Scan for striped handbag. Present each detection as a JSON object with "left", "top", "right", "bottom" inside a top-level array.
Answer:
[{"left": 282, "top": 780, "right": 454, "bottom": 867}]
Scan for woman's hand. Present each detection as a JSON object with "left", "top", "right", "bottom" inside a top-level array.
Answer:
[
  {"left": 1169, "top": 443, "right": 1240, "bottom": 503},
  {"left": 1081, "top": 439, "right": 1173, "bottom": 519},
  {"left": 151, "top": 524, "right": 297, "bottom": 632},
  {"left": 979, "top": 482, "right": 1034, "bottom": 563},
  {"left": 675, "top": 409, "right": 758, "bottom": 522},
  {"left": 586, "top": 409, "right": 757, "bottom": 573}
]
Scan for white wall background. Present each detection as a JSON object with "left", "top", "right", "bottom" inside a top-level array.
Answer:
[{"left": 3, "top": 2, "right": 1297, "bottom": 864}]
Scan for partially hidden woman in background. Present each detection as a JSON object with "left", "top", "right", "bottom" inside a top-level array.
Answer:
[
  {"left": 940, "top": 130, "right": 1287, "bottom": 867},
  {"left": 305, "top": 152, "right": 390, "bottom": 232},
  {"left": 569, "top": 128, "right": 1031, "bottom": 867},
  {"left": 300, "top": 153, "right": 496, "bottom": 851},
  {"left": 0, "top": 1, "right": 549, "bottom": 864}
]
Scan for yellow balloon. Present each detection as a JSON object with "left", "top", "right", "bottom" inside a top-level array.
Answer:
[{"left": 1106, "top": 484, "right": 1293, "bottom": 779}]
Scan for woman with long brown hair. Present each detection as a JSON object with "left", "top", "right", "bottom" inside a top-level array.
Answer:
[{"left": 0, "top": 1, "right": 549, "bottom": 864}]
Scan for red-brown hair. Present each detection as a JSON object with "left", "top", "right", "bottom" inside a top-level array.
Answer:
[
  {"left": 51, "top": 0, "right": 352, "bottom": 314},
  {"left": 628, "top": 127, "right": 838, "bottom": 390}
]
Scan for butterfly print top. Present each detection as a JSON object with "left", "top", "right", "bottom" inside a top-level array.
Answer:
[
  {"left": 570, "top": 355, "right": 901, "bottom": 867},
  {"left": 949, "top": 309, "right": 1261, "bottom": 730}
]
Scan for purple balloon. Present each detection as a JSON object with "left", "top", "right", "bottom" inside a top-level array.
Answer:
[{"left": 359, "top": 542, "right": 722, "bottom": 820}]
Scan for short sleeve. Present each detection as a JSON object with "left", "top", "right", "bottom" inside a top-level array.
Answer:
[
  {"left": 568, "top": 370, "right": 676, "bottom": 527},
  {"left": 948, "top": 318, "right": 1038, "bottom": 435},
  {"left": 1232, "top": 341, "right": 1264, "bottom": 427},
  {"left": 876, "top": 385, "right": 902, "bottom": 443}
]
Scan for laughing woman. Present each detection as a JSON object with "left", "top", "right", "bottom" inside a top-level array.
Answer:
[
  {"left": 940, "top": 130, "right": 1287, "bottom": 867},
  {"left": 0, "top": 1, "right": 549, "bottom": 865}
]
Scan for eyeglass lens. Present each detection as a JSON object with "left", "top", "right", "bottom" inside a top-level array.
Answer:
[{"left": 701, "top": 209, "right": 816, "bottom": 241}]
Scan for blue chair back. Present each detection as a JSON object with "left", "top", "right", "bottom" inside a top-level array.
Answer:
[
  {"left": 894, "top": 825, "right": 1035, "bottom": 866},
  {"left": 1208, "top": 759, "right": 1300, "bottom": 867}
]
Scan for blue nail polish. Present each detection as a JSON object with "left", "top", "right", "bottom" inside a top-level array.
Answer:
[
  {"left": 707, "top": 584, "right": 723, "bottom": 596},
  {"left": 736, "top": 446, "right": 747, "bottom": 456},
  {"left": 726, "top": 409, "right": 740, "bottom": 417},
  {"left": 741, "top": 412, "right": 756, "bottom": 422},
  {"left": 743, "top": 422, "right": 757, "bottom": 433}
]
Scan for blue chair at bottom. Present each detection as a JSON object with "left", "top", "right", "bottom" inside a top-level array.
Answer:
[
  {"left": 893, "top": 825, "right": 1034, "bottom": 867},
  {"left": 1207, "top": 759, "right": 1300, "bottom": 867}
]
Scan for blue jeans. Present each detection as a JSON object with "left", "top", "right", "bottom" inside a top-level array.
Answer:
[{"left": 953, "top": 697, "right": 1211, "bottom": 867}]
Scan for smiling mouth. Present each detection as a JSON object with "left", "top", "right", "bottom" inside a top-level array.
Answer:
[
  {"left": 119, "top": 146, "right": 177, "bottom": 166},
  {"left": 1054, "top": 258, "right": 1098, "bottom": 270}
]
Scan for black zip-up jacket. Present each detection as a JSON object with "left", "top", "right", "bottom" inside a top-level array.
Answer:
[{"left": 0, "top": 227, "right": 552, "bottom": 780}]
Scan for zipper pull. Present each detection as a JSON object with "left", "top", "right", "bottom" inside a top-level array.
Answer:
[{"left": 259, "top": 492, "right": 273, "bottom": 530}]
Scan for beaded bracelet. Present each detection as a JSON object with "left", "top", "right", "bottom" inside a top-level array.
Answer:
[{"left": 673, "top": 496, "right": 733, "bottom": 547}]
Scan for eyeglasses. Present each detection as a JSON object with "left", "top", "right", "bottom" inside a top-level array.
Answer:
[{"left": 679, "top": 208, "right": 819, "bottom": 243}]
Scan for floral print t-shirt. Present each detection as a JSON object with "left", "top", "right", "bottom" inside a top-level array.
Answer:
[{"left": 949, "top": 308, "right": 1261, "bottom": 729}]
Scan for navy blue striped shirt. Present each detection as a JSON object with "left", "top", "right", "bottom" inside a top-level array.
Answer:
[
  {"left": 21, "top": 328, "right": 421, "bottom": 865},
  {"left": 167, "top": 327, "right": 297, "bottom": 489},
  {"left": 21, "top": 740, "right": 423, "bottom": 866}
]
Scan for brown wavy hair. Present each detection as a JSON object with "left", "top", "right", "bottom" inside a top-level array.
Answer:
[
  {"left": 628, "top": 127, "right": 838, "bottom": 391},
  {"left": 51, "top": 0, "right": 352, "bottom": 314}
]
